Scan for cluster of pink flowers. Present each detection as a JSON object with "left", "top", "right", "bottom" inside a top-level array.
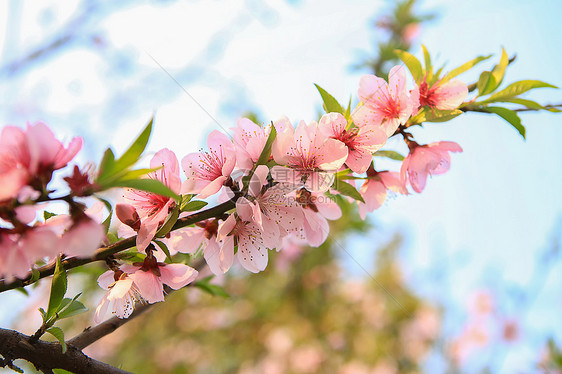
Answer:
[
  {"left": 0, "top": 65, "right": 469, "bottom": 322},
  {"left": 0, "top": 123, "right": 105, "bottom": 281}
]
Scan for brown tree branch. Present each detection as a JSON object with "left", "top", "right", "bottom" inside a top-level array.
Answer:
[
  {"left": 0, "top": 199, "right": 235, "bottom": 293},
  {"left": 0, "top": 327, "right": 131, "bottom": 374}
]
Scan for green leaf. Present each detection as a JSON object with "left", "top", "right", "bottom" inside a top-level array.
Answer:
[
  {"left": 408, "top": 108, "right": 463, "bottom": 123},
  {"left": 483, "top": 106, "right": 525, "bottom": 139},
  {"left": 242, "top": 124, "right": 277, "bottom": 191},
  {"left": 194, "top": 277, "right": 229, "bottom": 298},
  {"left": 179, "top": 194, "right": 195, "bottom": 210},
  {"left": 53, "top": 370, "right": 74, "bottom": 374},
  {"left": 504, "top": 98, "right": 562, "bottom": 112},
  {"left": 425, "top": 109, "right": 463, "bottom": 122},
  {"left": 477, "top": 71, "right": 497, "bottom": 96},
  {"left": 112, "top": 117, "right": 153, "bottom": 174},
  {"left": 314, "top": 84, "right": 344, "bottom": 114},
  {"left": 156, "top": 205, "right": 180, "bottom": 237},
  {"left": 442, "top": 55, "right": 492, "bottom": 82},
  {"left": 38, "top": 307, "right": 47, "bottom": 321},
  {"left": 483, "top": 80, "right": 558, "bottom": 103},
  {"left": 373, "top": 150, "right": 405, "bottom": 161},
  {"left": 422, "top": 44, "right": 432, "bottom": 80},
  {"left": 154, "top": 240, "right": 173, "bottom": 262},
  {"left": 334, "top": 168, "right": 352, "bottom": 178},
  {"left": 15, "top": 287, "right": 29, "bottom": 296},
  {"left": 490, "top": 48, "right": 509, "bottom": 90},
  {"left": 120, "top": 167, "right": 161, "bottom": 180},
  {"left": 109, "top": 179, "right": 179, "bottom": 201},
  {"left": 115, "top": 251, "right": 146, "bottom": 262},
  {"left": 181, "top": 200, "right": 208, "bottom": 212},
  {"left": 255, "top": 124, "right": 277, "bottom": 167},
  {"left": 30, "top": 267, "right": 40, "bottom": 283},
  {"left": 57, "top": 299, "right": 87, "bottom": 320},
  {"left": 344, "top": 96, "right": 352, "bottom": 124},
  {"left": 394, "top": 50, "right": 423, "bottom": 82},
  {"left": 97, "top": 148, "right": 116, "bottom": 181},
  {"left": 332, "top": 179, "right": 364, "bottom": 203},
  {"left": 43, "top": 211, "right": 57, "bottom": 221},
  {"left": 46, "top": 327, "right": 67, "bottom": 354},
  {"left": 46, "top": 256, "right": 67, "bottom": 321}
]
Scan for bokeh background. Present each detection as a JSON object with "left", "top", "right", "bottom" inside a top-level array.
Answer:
[{"left": 1, "top": 0, "right": 562, "bottom": 373}]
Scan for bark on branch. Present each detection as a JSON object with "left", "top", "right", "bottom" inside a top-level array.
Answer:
[{"left": 0, "top": 327, "right": 131, "bottom": 374}]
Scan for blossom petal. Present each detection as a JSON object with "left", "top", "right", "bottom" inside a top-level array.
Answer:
[{"left": 159, "top": 263, "right": 198, "bottom": 290}]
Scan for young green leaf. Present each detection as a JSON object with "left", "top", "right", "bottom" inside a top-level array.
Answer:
[
  {"left": 46, "top": 327, "right": 67, "bottom": 354},
  {"left": 483, "top": 80, "right": 558, "bottom": 103},
  {"left": 111, "top": 117, "right": 153, "bottom": 174},
  {"left": 57, "top": 299, "right": 87, "bottom": 320},
  {"left": 181, "top": 200, "right": 208, "bottom": 212},
  {"left": 483, "top": 106, "right": 525, "bottom": 139},
  {"left": 332, "top": 179, "right": 365, "bottom": 203},
  {"left": 97, "top": 148, "right": 116, "bottom": 181},
  {"left": 15, "top": 287, "right": 29, "bottom": 296},
  {"left": 242, "top": 124, "right": 277, "bottom": 191},
  {"left": 373, "top": 150, "right": 405, "bottom": 161},
  {"left": 441, "top": 54, "right": 492, "bottom": 82},
  {"left": 314, "top": 84, "right": 344, "bottom": 114},
  {"left": 255, "top": 124, "right": 277, "bottom": 167},
  {"left": 30, "top": 267, "right": 41, "bottom": 283},
  {"left": 490, "top": 48, "right": 509, "bottom": 90},
  {"left": 43, "top": 211, "right": 57, "bottom": 221},
  {"left": 46, "top": 256, "right": 67, "bottom": 321},
  {"left": 109, "top": 179, "right": 179, "bottom": 201},
  {"left": 394, "top": 50, "right": 423, "bottom": 83},
  {"left": 38, "top": 307, "right": 47, "bottom": 321},
  {"left": 425, "top": 109, "right": 463, "bottom": 122},
  {"left": 180, "top": 194, "right": 195, "bottom": 210},
  {"left": 120, "top": 167, "right": 161, "bottom": 180},
  {"left": 156, "top": 205, "right": 180, "bottom": 238},
  {"left": 477, "top": 71, "right": 497, "bottom": 97},
  {"left": 194, "top": 277, "right": 230, "bottom": 298},
  {"left": 407, "top": 108, "right": 462, "bottom": 123}
]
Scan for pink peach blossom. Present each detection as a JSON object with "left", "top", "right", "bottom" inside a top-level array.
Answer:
[
  {"left": 232, "top": 117, "right": 291, "bottom": 170},
  {"left": 271, "top": 117, "right": 348, "bottom": 192},
  {"left": 413, "top": 77, "right": 468, "bottom": 110},
  {"left": 400, "top": 141, "right": 463, "bottom": 193},
  {"left": 358, "top": 171, "right": 407, "bottom": 219},
  {"left": 182, "top": 130, "right": 236, "bottom": 199},
  {"left": 169, "top": 219, "right": 233, "bottom": 275},
  {"left": 44, "top": 202, "right": 106, "bottom": 258},
  {"left": 0, "top": 122, "right": 82, "bottom": 201},
  {"left": 124, "top": 257, "right": 198, "bottom": 304},
  {"left": 353, "top": 65, "right": 417, "bottom": 137},
  {"left": 60, "top": 217, "right": 106, "bottom": 257},
  {"left": 217, "top": 206, "right": 279, "bottom": 273},
  {"left": 318, "top": 112, "right": 387, "bottom": 173},
  {"left": 238, "top": 165, "right": 303, "bottom": 239},
  {"left": 291, "top": 188, "right": 342, "bottom": 247},
  {"left": 0, "top": 227, "right": 59, "bottom": 281},
  {"left": 123, "top": 148, "right": 180, "bottom": 252},
  {"left": 94, "top": 271, "right": 144, "bottom": 323}
]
